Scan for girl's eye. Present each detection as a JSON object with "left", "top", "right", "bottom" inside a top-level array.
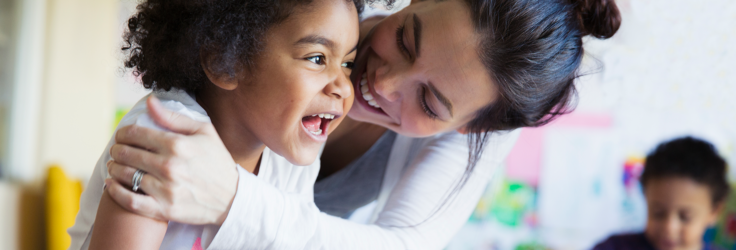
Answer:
[
  {"left": 307, "top": 55, "right": 326, "bottom": 65},
  {"left": 341, "top": 61, "right": 354, "bottom": 69}
]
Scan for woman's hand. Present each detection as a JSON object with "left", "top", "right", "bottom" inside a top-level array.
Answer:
[{"left": 105, "top": 96, "right": 239, "bottom": 225}]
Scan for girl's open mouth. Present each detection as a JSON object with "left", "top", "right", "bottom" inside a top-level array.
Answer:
[{"left": 301, "top": 113, "right": 337, "bottom": 139}]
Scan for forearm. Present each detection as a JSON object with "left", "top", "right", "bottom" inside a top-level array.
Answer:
[{"left": 88, "top": 191, "right": 168, "bottom": 250}]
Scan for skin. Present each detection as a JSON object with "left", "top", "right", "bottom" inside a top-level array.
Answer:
[
  {"left": 644, "top": 177, "right": 723, "bottom": 250},
  {"left": 324, "top": 0, "right": 498, "bottom": 176},
  {"left": 348, "top": 0, "right": 496, "bottom": 138},
  {"left": 104, "top": 0, "right": 499, "bottom": 228},
  {"left": 90, "top": 0, "right": 358, "bottom": 248}
]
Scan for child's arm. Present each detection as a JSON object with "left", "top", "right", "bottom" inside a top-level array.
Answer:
[{"left": 88, "top": 190, "right": 168, "bottom": 250}]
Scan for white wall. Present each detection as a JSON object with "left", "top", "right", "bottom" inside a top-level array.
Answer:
[
  {"left": 38, "top": 0, "right": 117, "bottom": 180},
  {"left": 1, "top": 0, "right": 118, "bottom": 247}
]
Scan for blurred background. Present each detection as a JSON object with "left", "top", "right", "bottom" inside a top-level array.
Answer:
[{"left": 0, "top": 0, "right": 734, "bottom": 249}]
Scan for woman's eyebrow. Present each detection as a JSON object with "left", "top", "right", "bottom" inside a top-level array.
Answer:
[
  {"left": 413, "top": 14, "right": 423, "bottom": 57},
  {"left": 427, "top": 81, "right": 453, "bottom": 117}
]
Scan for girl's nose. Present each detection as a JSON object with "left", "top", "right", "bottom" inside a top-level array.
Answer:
[
  {"left": 373, "top": 66, "right": 402, "bottom": 102},
  {"left": 325, "top": 69, "right": 353, "bottom": 100}
]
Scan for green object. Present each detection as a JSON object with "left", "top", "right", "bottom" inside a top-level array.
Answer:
[
  {"left": 514, "top": 242, "right": 547, "bottom": 250},
  {"left": 469, "top": 179, "right": 536, "bottom": 227},
  {"left": 113, "top": 107, "right": 130, "bottom": 132},
  {"left": 712, "top": 184, "right": 736, "bottom": 248}
]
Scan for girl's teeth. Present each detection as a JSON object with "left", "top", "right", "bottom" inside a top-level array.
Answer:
[
  {"left": 310, "top": 129, "right": 322, "bottom": 135},
  {"left": 361, "top": 85, "right": 369, "bottom": 94},
  {"left": 311, "top": 113, "right": 335, "bottom": 119},
  {"left": 362, "top": 93, "right": 373, "bottom": 101}
]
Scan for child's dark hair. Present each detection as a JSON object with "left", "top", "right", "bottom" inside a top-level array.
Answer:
[
  {"left": 122, "top": 0, "right": 382, "bottom": 93},
  {"left": 641, "top": 136, "right": 730, "bottom": 207}
]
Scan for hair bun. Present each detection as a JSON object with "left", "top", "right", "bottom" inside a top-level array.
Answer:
[{"left": 574, "top": 0, "right": 622, "bottom": 39}]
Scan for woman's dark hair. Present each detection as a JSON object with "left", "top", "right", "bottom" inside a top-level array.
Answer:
[
  {"left": 122, "top": 0, "right": 372, "bottom": 92},
  {"left": 460, "top": 0, "right": 621, "bottom": 187},
  {"left": 431, "top": 0, "right": 621, "bottom": 218},
  {"left": 641, "top": 137, "right": 730, "bottom": 207}
]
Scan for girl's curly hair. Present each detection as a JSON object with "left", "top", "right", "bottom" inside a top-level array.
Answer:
[{"left": 122, "top": 0, "right": 380, "bottom": 92}]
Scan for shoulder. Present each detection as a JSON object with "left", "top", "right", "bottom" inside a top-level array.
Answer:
[
  {"left": 593, "top": 233, "right": 655, "bottom": 250},
  {"left": 118, "top": 89, "right": 210, "bottom": 132},
  {"left": 395, "top": 129, "right": 521, "bottom": 169},
  {"left": 402, "top": 129, "right": 521, "bottom": 152}
]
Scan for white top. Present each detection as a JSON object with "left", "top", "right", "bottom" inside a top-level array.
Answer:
[
  {"left": 68, "top": 89, "right": 320, "bottom": 250},
  {"left": 207, "top": 129, "right": 520, "bottom": 249}
]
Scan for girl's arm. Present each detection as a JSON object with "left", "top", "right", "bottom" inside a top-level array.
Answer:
[{"left": 88, "top": 191, "right": 168, "bottom": 250}]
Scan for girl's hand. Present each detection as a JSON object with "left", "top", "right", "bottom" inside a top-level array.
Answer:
[{"left": 105, "top": 96, "right": 238, "bottom": 225}]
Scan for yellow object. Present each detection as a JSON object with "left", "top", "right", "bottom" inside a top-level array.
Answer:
[{"left": 46, "top": 166, "right": 83, "bottom": 250}]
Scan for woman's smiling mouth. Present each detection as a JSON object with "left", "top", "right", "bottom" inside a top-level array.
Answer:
[
  {"left": 359, "top": 73, "right": 380, "bottom": 108},
  {"left": 354, "top": 71, "right": 388, "bottom": 116}
]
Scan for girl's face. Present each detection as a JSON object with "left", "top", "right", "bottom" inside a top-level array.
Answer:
[
  {"left": 225, "top": 0, "right": 358, "bottom": 165},
  {"left": 644, "top": 177, "right": 721, "bottom": 250},
  {"left": 349, "top": 0, "right": 498, "bottom": 137}
]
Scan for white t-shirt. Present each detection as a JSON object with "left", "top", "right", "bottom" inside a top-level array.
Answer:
[
  {"left": 204, "top": 127, "right": 520, "bottom": 249},
  {"left": 68, "top": 89, "right": 320, "bottom": 250}
]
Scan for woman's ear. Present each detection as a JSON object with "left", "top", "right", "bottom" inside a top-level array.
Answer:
[{"left": 201, "top": 54, "right": 239, "bottom": 91}]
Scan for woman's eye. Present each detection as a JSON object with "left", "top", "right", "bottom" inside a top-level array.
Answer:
[
  {"left": 396, "top": 25, "right": 411, "bottom": 56},
  {"left": 341, "top": 61, "right": 354, "bottom": 69},
  {"left": 307, "top": 55, "right": 325, "bottom": 65},
  {"left": 419, "top": 87, "right": 438, "bottom": 119}
]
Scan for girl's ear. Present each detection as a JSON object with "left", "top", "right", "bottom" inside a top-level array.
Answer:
[{"left": 201, "top": 54, "right": 239, "bottom": 91}]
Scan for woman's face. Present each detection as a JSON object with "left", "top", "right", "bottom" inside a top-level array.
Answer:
[{"left": 349, "top": 0, "right": 497, "bottom": 137}]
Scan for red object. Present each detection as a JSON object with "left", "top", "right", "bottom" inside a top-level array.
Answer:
[{"left": 191, "top": 237, "right": 203, "bottom": 250}]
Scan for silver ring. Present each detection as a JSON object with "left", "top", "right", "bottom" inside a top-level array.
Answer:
[{"left": 132, "top": 169, "right": 146, "bottom": 192}]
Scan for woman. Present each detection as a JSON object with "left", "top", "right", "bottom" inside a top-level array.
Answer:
[{"left": 101, "top": 0, "right": 621, "bottom": 248}]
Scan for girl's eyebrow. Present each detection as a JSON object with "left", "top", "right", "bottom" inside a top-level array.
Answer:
[
  {"left": 295, "top": 35, "right": 336, "bottom": 51},
  {"left": 294, "top": 35, "right": 358, "bottom": 55}
]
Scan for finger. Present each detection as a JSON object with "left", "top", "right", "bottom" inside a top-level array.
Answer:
[
  {"left": 115, "top": 125, "right": 171, "bottom": 153},
  {"left": 105, "top": 178, "right": 166, "bottom": 221},
  {"left": 107, "top": 160, "right": 162, "bottom": 192},
  {"left": 147, "top": 96, "right": 210, "bottom": 135},
  {"left": 109, "top": 144, "right": 166, "bottom": 177}
]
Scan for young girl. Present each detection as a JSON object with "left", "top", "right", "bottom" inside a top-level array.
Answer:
[
  {"left": 594, "top": 137, "right": 729, "bottom": 250},
  {"left": 68, "top": 0, "right": 361, "bottom": 249}
]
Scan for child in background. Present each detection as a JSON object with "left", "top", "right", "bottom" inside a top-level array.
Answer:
[{"left": 594, "top": 137, "right": 729, "bottom": 250}]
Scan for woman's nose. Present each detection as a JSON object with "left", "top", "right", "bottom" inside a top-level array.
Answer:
[{"left": 373, "top": 66, "right": 402, "bottom": 102}]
